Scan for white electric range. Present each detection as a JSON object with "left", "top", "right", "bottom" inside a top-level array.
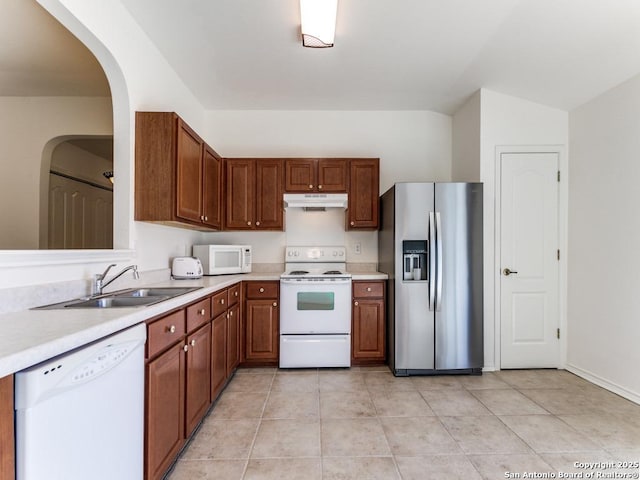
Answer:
[{"left": 279, "top": 246, "right": 352, "bottom": 368}]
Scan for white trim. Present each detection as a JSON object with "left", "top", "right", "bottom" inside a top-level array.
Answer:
[
  {"left": 566, "top": 363, "right": 640, "bottom": 405},
  {"left": 0, "top": 249, "right": 135, "bottom": 268},
  {"left": 494, "top": 145, "right": 568, "bottom": 370}
]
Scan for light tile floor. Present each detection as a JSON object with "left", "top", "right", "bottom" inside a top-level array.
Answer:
[{"left": 167, "top": 367, "right": 640, "bottom": 480}]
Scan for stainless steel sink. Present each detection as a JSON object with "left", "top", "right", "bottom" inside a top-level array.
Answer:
[
  {"left": 65, "top": 296, "right": 162, "bottom": 308},
  {"left": 114, "top": 287, "right": 202, "bottom": 298},
  {"left": 34, "top": 286, "right": 203, "bottom": 309}
]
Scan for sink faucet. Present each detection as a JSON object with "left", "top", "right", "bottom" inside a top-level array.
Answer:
[{"left": 93, "top": 264, "right": 139, "bottom": 296}]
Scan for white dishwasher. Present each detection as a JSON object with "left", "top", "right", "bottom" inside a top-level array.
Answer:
[{"left": 15, "top": 323, "right": 146, "bottom": 480}]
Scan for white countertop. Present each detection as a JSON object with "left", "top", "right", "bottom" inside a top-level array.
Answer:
[{"left": 0, "top": 271, "right": 387, "bottom": 378}]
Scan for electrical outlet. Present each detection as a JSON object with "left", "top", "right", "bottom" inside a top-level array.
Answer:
[{"left": 354, "top": 242, "right": 361, "bottom": 255}]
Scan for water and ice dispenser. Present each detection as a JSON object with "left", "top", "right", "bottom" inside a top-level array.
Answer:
[{"left": 402, "top": 240, "right": 427, "bottom": 281}]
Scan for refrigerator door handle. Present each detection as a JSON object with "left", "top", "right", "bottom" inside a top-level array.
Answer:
[
  {"left": 435, "top": 211, "right": 443, "bottom": 311},
  {"left": 428, "top": 212, "right": 436, "bottom": 311}
]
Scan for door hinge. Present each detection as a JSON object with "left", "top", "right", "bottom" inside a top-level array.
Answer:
[
  {"left": 557, "top": 328, "right": 560, "bottom": 339},
  {"left": 557, "top": 170, "right": 561, "bottom": 182},
  {"left": 557, "top": 249, "right": 560, "bottom": 261}
]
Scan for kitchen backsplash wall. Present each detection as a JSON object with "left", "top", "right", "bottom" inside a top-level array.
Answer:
[{"left": 200, "top": 208, "right": 377, "bottom": 265}]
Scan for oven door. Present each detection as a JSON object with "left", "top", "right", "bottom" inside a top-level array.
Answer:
[{"left": 280, "top": 278, "right": 351, "bottom": 334}]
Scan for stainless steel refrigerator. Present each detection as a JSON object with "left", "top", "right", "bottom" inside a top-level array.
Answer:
[{"left": 379, "top": 182, "right": 483, "bottom": 376}]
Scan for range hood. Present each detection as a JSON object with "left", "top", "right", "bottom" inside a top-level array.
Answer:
[{"left": 283, "top": 193, "right": 348, "bottom": 210}]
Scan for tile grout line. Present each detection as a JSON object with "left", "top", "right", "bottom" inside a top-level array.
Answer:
[{"left": 239, "top": 371, "right": 277, "bottom": 480}]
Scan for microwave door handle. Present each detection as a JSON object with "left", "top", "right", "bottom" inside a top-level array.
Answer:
[{"left": 428, "top": 212, "right": 436, "bottom": 311}]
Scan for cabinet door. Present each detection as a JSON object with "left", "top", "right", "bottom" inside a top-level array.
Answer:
[
  {"left": 202, "top": 145, "right": 222, "bottom": 229},
  {"left": 226, "top": 304, "right": 241, "bottom": 375},
  {"left": 285, "top": 159, "right": 316, "bottom": 192},
  {"left": 146, "top": 342, "right": 185, "bottom": 480},
  {"left": 348, "top": 159, "right": 379, "bottom": 229},
  {"left": 245, "top": 299, "right": 279, "bottom": 362},
  {"left": 185, "top": 324, "right": 211, "bottom": 437},
  {"left": 318, "top": 159, "right": 348, "bottom": 192},
  {"left": 255, "top": 159, "right": 283, "bottom": 230},
  {"left": 211, "top": 312, "right": 227, "bottom": 401},
  {"left": 0, "top": 375, "right": 14, "bottom": 480},
  {"left": 176, "top": 120, "right": 203, "bottom": 223},
  {"left": 225, "top": 159, "right": 255, "bottom": 229},
  {"left": 352, "top": 298, "right": 385, "bottom": 361}
]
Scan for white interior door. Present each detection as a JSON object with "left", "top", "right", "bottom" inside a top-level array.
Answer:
[{"left": 500, "top": 152, "right": 559, "bottom": 368}]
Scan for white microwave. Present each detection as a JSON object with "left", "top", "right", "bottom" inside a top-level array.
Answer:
[{"left": 192, "top": 245, "right": 252, "bottom": 275}]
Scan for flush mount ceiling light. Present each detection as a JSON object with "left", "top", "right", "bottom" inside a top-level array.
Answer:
[{"left": 300, "top": 0, "right": 338, "bottom": 48}]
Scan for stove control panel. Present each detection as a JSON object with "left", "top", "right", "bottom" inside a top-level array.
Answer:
[{"left": 286, "top": 246, "right": 346, "bottom": 262}]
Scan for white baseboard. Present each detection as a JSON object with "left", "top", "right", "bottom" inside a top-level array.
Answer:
[{"left": 565, "top": 363, "right": 640, "bottom": 405}]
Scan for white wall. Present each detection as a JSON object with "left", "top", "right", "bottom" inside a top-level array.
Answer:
[
  {"left": 452, "top": 90, "right": 481, "bottom": 182},
  {"left": 0, "top": 0, "right": 209, "bottom": 290},
  {"left": 476, "top": 89, "right": 569, "bottom": 370},
  {"left": 568, "top": 74, "right": 640, "bottom": 401},
  {"left": 0, "top": 96, "right": 112, "bottom": 249},
  {"left": 204, "top": 110, "right": 452, "bottom": 264}
]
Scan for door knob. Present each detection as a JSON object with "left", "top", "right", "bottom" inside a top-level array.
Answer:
[{"left": 503, "top": 268, "right": 518, "bottom": 276}]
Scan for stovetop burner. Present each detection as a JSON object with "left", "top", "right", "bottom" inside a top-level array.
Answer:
[
  {"left": 324, "top": 270, "right": 342, "bottom": 275},
  {"left": 289, "top": 270, "right": 309, "bottom": 275}
]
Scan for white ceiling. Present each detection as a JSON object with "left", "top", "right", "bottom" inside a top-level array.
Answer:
[
  {"left": 120, "top": 0, "right": 640, "bottom": 114},
  {"left": 4, "top": 1, "right": 640, "bottom": 114}
]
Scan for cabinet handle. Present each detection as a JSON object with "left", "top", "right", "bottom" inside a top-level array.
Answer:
[
  {"left": 190, "top": 339, "right": 196, "bottom": 347},
  {"left": 183, "top": 344, "right": 189, "bottom": 352},
  {"left": 354, "top": 301, "right": 359, "bottom": 306},
  {"left": 256, "top": 221, "right": 260, "bottom": 226},
  {"left": 259, "top": 287, "right": 265, "bottom": 293},
  {"left": 273, "top": 302, "right": 277, "bottom": 307},
  {"left": 221, "top": 298, "right": 225, "bottom": 305},
  {"left": 204, "top": 216, "right": 208, "bottom": 221},
  {"left": 200, "top": 215, "right": 204, "bottom": 221},
  {"left": 226, "top": 313, "right": 229, "bottom": 319},
  {"left": 247, "top": 221, "right": 252, "bottom": 226},
  {"left": 318, "top": 185, "right": 323, "bottom": 190},
  {"left": 309, "top": 184, "right": 313, "bottom": 189},
  {"left": 230, "top": 310, "right": 234, "bottom": 316},
  {"left": 235, "top": 291, "right": 238, "bottom": 297},
  {"left": 168, "top": 325, "right": 176, "bottom": 334},
  {"left": 199, "top": 309, "right": 205, "bottom": 315},
  {"left": 367, "top": 287, "right": 372, "bottom": 292},
  {"left": 350, "top": 221, "right": 355, "bottom": 226}
]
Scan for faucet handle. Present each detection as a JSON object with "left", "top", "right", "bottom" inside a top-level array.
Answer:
[{"left": 99, "top": 264, "right": 117, "bottom": 280}]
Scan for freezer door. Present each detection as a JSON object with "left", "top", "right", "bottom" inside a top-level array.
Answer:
[
  {"left": 434, "top": 183, "right": 483, "bottom": 370},
  {"left": 393, "top": 183, "right": 435, "bottom": 370}
]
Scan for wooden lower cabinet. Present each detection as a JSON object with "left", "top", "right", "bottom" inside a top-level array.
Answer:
[
  {"left": 352, "top": 281, "right": 386, "bottom": 364},
  {"left": 0, "top": 375, "right": 14, "bottom": 480},
  {"left": 185, "top": 323, "right": 211, "bottom": 437},
  {"left": 146, "top": 342, "right": 185, "bottom": 480},
  {"left": 210, "top": 312, "right": 227, "bottom": 400},
  {"left": 243, "top": 281, "right": 279, "bottom": 365},
  {"left": 226, "top": 304, "right": 240, "bottom": 375}
]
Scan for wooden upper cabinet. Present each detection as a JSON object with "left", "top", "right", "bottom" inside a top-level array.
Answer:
[
  {"left": 347, "top": 158, "right": 380, "bottom": 230},
  {"left": 225, "top": 159, "right": 255, "bottom": 229},
  {"left": 255, "top": 160, "right": 284, "bottom": 229},
  {"left": 284, "top": 159, "right": 347, "bottom": 193},
  {"left": 135, "top": 111, "right": 222, "bottom": 231},
  {"left": 176, "top": 120, "right": 203, "bottom": 223},
  {"left": 0, "top": 375, "right": 14, "bottom": 480},
  {"left": 202, "top": 146, "right": 222, "bottom": 229},
  {"left": 225, "top": 159, "right": 283, "bottom": 231}
]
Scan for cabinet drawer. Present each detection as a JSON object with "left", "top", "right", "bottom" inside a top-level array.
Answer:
[
  {"left": 212, "top": 289, "right": 228, "bottom": 318},
  {"left": 228, "top": 283, "right": 240, "bottom": 307},
  {"left": 353, "top": 281, "right": 384, "bottom": 298},
  {"left": 245, "top": 281, "right": 278, "bottom": 299},
  {"left": 147, "top": 310, "right": 186, "bottom": 358},
  {"left": 186, "top": 298, "right": 211, "bottom": 333}
]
